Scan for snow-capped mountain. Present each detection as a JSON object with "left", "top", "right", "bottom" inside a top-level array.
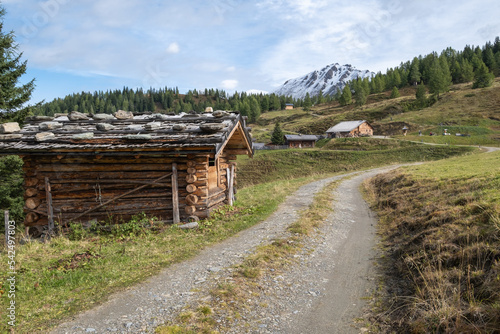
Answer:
[{"left": 274, "top": 63, "right": 374, "bottom": 99}]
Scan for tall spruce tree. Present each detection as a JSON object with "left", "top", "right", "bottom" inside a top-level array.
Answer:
[
  {"left": 270, "top": 122, "right": 285, "bottom": 145},
  {"left": 0, "top": 5, "right": 35, "bottom": 121},
  {"left": 339, "top": 85, "right": 352, "bottom": 106},
  {"left": 473, "top": 61, "right": 494, "bottom": 88}
]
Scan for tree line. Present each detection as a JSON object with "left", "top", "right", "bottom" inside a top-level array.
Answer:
[
  {"left": 337, "top": 37, "right": 500, "bottom": 106},
  {"left": 35, "top": 87, "right": 323, "bottom": 122}
]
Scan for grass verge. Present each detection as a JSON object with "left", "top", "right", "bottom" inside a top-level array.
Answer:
[
  {"left": 155, "top": 179, "right": 340, "bottom": 334},
  {"left": 363, "top": 151, "right": 500, "bottom": 333}
]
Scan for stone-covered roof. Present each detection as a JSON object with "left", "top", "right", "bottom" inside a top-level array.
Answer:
[
  {"left": 326, "top": 120, "right": 370, "bottom": 133},
  {"left": 0, "top": 110, "right": 253, "bottom": 157},
  {"left": 284, "top": 134, "right": 319, "bottom": 141}
]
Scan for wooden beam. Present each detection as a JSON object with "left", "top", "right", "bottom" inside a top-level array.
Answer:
[
  {"left": 172, "top": 163, "right": 180, "bottom": 224},
  {"left": 71, "top": 172, "right": 172, "bottom": 221},
  {"left": 230, "top": 164, "right": 235, "bottom": 205},
  {"left": 226, "top": 167, "right": 233, "bottom": 206},
  {"left": 45, "top": 177, "right": 55, "bottom": 235}
]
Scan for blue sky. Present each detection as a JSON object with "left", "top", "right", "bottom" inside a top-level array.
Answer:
[{"left": 2, "top": 0, "right": 500, "bottom": 105}]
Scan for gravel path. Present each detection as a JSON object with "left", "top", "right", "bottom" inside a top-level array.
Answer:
[{"left": 53, "top": 165, "right": 404, "bottom": 334}]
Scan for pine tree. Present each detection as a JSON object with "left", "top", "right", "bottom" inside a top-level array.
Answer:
[
  {"left": 303, "top": 92, "right": 312, "bottom": 110},
  {"left": 339, "top": 85, "right": 352, "bottom": 106},
  {"left": 473, "top": 61, "right": 494, "bottom": 88},
  {"left": 460, "top": 59, "right": 474, "bottom": 83},
  {"left": 428, "top": 58, "right": 451, "bottom": 97},
  {"left": 415, "top": 84, "right": 427, "bottom": 107},
  {"left": 354, "top": 87, "right": 367, "bottom": 106},
  {"left": 0, "top": 5, "right": 35, "bottom": 121},
  {"left": 409, "top": 57, "right": 421, "bottom": 85},
  {"left": 270, "top": 122, "right": 285, "bottom": 145},
  {"left": 390, "top": 86, "right": 400, "bottom": 99}
]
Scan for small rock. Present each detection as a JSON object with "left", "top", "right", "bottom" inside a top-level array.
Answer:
[
  {"left": 71, "top": 132, "right": 94, "bottom": 140},
  {"left": 127, "top": 124, "right": 144, "bottom": 131},
  {"left": 93, "top": 113, "right": 115, "bottom": 121},
  {"left": 208, "top": 266, "right": 222, "bottom": 272},
  {"left": 172, "top": 124, "right": 186, "bottom": 131},
  {"left": 0, "top": 122, "right": 21, "bottom": 134},
  {"left": 213, "top": 110, "right": 227, "bottom": 118},
  {"left": 179, "top": 222, "right": 199, "bottom": 230},
  {"left": 200, "top": 123, "right": 225, "bottom": 133},
  {"left": 39, "top": 122, "right": 63, "bottom": 131},
  {"left": 145, "top": 122, "right": 161, "bottom": 131},
  {"left": 125, "top": 322, "right": 133, "bottom": 329},
  {"left": 35, "top": 132, "right": 55, "bottom": 141},
  {"left": 114, "top": 110, "right": 134, "bottom": 120},
  {"left": 96, "top": 123, "right": 116, "bottom": 131},
  {"left": 205, "top": 107, "right": 214, "bottom": 112},
  {"left": 68, "top": 111, "right": 90, "bottom": 121},
  {"left": 85, "top": 328, "right": 96, "bottom": 333}
]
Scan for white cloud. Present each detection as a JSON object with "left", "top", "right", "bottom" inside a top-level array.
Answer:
[
  {"left": 221, "top": 79, "right": 238, "bottom": 90},
  {"left": 166, "top": 42, "right": 180, "bottom": 54}
]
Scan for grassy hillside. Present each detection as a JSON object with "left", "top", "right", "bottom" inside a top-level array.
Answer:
[
  {"left": 236, "top": 142, "right": 474, "bottom": 187},
  {"left": 364, "top": 151, "right": 500, "bottom": 333},
  {"left": 250, "top": 79, "right": 500, "bottom": 146}
]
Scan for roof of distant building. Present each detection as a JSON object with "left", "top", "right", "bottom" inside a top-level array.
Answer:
[{"left": 326, "top": 120, "right": 369, "bottom": 133}]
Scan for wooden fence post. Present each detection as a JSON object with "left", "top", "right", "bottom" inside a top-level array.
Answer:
[
  {"left": 172, "top": 163, "right": 180, "bottom": 224},
  {"left": 45, "top": 177, "right": 54, "bottom": 235}
]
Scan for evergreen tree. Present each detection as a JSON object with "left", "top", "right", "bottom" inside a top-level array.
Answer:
[
  {"left": 409, "top": 57, "right": 421, "bottom": 85},
  {"left": 303, "top": 92, "right": 312, "bottom": 110},
  {"left": 473, "top": 61, "right": 494, "bottom": 88},
  {"left": 390, "top": 86, "right": 400, "bottom": 99},
  {"left": 339, "top": 85, "right": 352, "bottom": 106},
  {"left": 415, "top": 84, "right": 427, "bottom": 107},
  {"left": 428, "top": 58, "right": 451, "bottom": 97},
  {"left": 355, "top": 87, "right": 367, "bottom": 106},
  {"left": 483, "top": 48, "right": 499, "bottom": 76},
  {"left": 270, "top": 122, "right": 285, "bottom": 145},
  {"left": 248, "top": 97, "right": 261, "bottom": 122},
  {"left": 0, "top": 5, "right": 35, "bottom": 121},
  {"left": 460, "top": 59, "right": 474, "bottom": 83}
]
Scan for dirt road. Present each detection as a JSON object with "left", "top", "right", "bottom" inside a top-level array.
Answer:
[{"left": 53, "top": 165, "right": 405, "bottom": 334}]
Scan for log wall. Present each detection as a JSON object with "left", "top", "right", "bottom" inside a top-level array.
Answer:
[{"left": 22, "top": 152, "right": 238, "bottom": 228}]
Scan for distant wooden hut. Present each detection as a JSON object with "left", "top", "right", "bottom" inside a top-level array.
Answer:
[
  {"left": 285, "top": 103, "right": 294, "bottom": 110},
  {"left": 0, "top": 110, "right": 253, "bottom": 235},
  {"left": 326, "top": 120, "right": 373, "bottom": 138},
  {"left": 284, "top": 134, "right": 318, "bottom": 148}
]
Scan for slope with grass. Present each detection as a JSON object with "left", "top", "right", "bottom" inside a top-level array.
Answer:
[
  {"left": 250, "top": 79, "right": 500, "bottom": 147},
  {"left": 236, "top": 143, "right": 474, "bottom": 187},
  {"left": 364, "top": 151, "right": 500, "bottom": 333}
]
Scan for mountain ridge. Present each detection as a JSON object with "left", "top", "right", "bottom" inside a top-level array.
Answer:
[{"left": 274, "top": 63, "right": 374, "bottom": 99}]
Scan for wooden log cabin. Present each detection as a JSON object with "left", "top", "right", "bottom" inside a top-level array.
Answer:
[{"left": 0, "top": 110, "right": 253, "bottom": 235}]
